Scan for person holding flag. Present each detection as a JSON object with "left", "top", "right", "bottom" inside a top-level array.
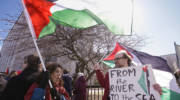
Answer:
[
  {"left": 0, "top": 54, "right": 42, "bottom": 100},
  {"left": 24, "top": 63, "right": 70, "bottom": 100},
  {"left": 93, "top": 50, "right": 162, "bottom": 100}
]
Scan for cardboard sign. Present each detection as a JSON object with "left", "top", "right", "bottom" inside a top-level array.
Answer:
[{"left": 108, "top": 65, "right": 161, "bottom": 100}]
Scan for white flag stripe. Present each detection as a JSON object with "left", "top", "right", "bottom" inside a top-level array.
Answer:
[{"left": 153, "top": 69, "right": 180, "bottom": 93}]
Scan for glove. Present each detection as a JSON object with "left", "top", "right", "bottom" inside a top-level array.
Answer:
[
  {"left": 174, "top": 72, "right": 179, "bottom": 79},
  {"left": 39, "top": 71, "right": 50, "bottom": 89},
  {"left": 50, "top": 88, "right": 62, "bottom": 100}
]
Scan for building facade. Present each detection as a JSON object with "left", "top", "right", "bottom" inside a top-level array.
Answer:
[{"left": 0, "top": 13, "right": 76, "bottom": 73}]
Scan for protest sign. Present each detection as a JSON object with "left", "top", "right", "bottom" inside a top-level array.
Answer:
[{"left": 109, "top": 65, "right": 161, "bottom": 100}]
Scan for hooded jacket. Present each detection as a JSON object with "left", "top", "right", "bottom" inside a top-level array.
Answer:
[
  {"left": 73, "top": 76, "right": 87, "bottom": 100},
  {"left": 0, "top": 67, "right": 40, "bottom": 100}
]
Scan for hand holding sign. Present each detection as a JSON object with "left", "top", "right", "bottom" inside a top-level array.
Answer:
[{"left": 153, "top": 84, "right": 162, "bottom": 95}]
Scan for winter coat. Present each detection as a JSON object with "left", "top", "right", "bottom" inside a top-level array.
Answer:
[
  {"left": 62, "top": 74, "right": 73, "bottom": 97},
  {"left": 0, "top": 76, "right": 7, "bottom": 97},
  {"left": 73, "top": 76, "right": 87, "bottom": 100},
  {"left": 0, "top": 76, "right": 7, "bottom": 92},
  {"left": 96, "top": 70, "right": 110, "bottom": 100},
  {"left": 25, "top": 82, "right": 70, "bottom": 100},
  {"left": 0, "top": 67, "right": 40, "bottom": 100}
]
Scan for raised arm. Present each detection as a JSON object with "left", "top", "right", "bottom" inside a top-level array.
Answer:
[{"left": 94, "top": 64, "right": 107, "bottom": 88}]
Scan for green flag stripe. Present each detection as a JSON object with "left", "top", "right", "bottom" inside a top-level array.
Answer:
[
  {"left": 83, "top": 9, "right": 104, "bottom": 25},
  {"left": 138, "top": 71, "right": 148, "bottom": 94},
  {"left": 39, "top": 8, "right": 127, "bottom": 38},
  {"left": 39, "top": 16, "right": 75, "bottom": 38},
  {"left": 39, "top": 9, "right": 98, "bottom": 38},
  {"left": 53, "top": 9, "right": 97, "bottom": 28},
  {"left": 161, "top": 87, "right": 180, "bottom": 100},
  {"left": 52, "top": 9, "right": 125, "bottom": 35},
  {"left": 102, "top": 60, "right": 115, "bottom": 68},
  {"left": 39, "top": 17, "right": 56, "bottom": 38}
]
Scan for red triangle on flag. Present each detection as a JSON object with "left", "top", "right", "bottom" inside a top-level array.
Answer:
[
  {"left": 103, "top": 43, "right": 133, "bottom": 61},
  {"left": 23, "top": 0, "right": 54, "bottom": 38}
]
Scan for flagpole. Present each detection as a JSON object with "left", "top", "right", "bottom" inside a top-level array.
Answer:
[
  {"left": 174, "top": 42, "right": 180, "bottom": 87},
  {"left": 175, "top": 42, "right": 180, "bottom": 69},
  {"left": 21, "top": 0, "right": 53, "bottom": 88},
  {"left": 97, "top": 53, "right": 107, "bottom": 64},
  {"left": 130, "top": 0, "right": 134, "bottom": 35}
]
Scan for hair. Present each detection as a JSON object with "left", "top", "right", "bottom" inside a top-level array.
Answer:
[
  {"left": 46, "top": 63, "right": 64, "bottom": 86},
  {"left": 7, "top": 70, "right": 17, "bottom": 79},
  {"left": 46, "top": 63, "right": 63, "bottom": 74},
  {"left": 63, "top": 69, "right": 69, "bottom": 74},
  {"left": 26, "top": 55, "right": 41, "bottom": 69}
]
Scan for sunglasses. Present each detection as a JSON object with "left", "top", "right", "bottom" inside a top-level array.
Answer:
[{"left": 114, "top": 57, "right": 126, "bottom": 60}]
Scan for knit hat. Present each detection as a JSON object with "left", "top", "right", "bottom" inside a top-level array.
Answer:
[{"left": 114, "top": 50, "right": 132, "bottom": 61}]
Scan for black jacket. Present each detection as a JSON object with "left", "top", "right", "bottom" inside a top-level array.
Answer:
[
  {"left": 0, "top": 67, "right": 40, "bottom": 100},
  {"left": 62, "top": 74, "right": 73, "bottom": 97}
]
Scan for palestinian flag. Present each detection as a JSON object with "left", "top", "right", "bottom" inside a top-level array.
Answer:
[
  {"left": 22, "top": 0, "right": 133, "bottom": 39},
  {"left": 102, "top": 42, "right": 180, "bottom": 100},
  {"left": 102, "top": 43, "right": 133, "bottom": 68}
]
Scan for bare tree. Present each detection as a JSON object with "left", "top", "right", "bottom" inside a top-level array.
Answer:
[{"left": 36, "top": 24, "right": 146, "bottom": 81}]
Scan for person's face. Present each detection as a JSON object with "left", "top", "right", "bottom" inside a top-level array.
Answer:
[
  {"left": 114, "top": 54, "right": 128, "bottom": 68},
  {"left": 50, "top": 67, "right": 62, "bottom": 83}
]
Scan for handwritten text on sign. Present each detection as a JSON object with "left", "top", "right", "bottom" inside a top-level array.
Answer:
[{"left": 108, "top": 65, "right": 161, "bottom": 100}]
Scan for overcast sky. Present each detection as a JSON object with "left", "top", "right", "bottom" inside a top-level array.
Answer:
[{"left": 0, "top": 0, "right": 180, "bottom": 56}]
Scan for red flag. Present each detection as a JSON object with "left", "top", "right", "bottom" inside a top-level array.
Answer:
[{"left": 5, "top": 67, "right": 9, "bottom": 75}]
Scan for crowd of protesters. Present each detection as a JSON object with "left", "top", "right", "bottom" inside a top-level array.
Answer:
[
  {"left": 1, "top": 52, "right": 178, "bottom": 100},
  {"left": 0, "top": 54, "right": 87, "bottom": 100}
]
